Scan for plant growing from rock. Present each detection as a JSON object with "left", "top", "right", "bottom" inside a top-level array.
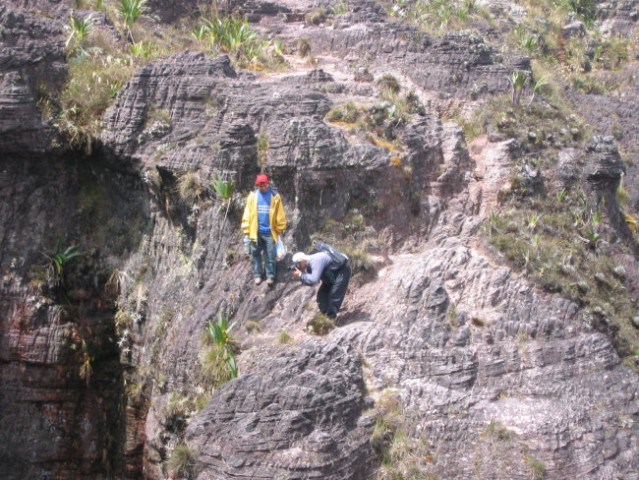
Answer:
[
  {"left": 116, "top": 0, "right": 148, "bottom": 44},
  {"left": 561, "top": 0, "right": 597, "bottom": 25},
  {"left": 332, "top": 1, "right": 350, "bottom": 14},
  {"left": 65, "top": 14, "right": 94, "bottom": 52},
  {"left": 297, "top": 37, "right": 311, "bottom": 57},
  {"left": 212, "top": 172, "right": 234, "bottom": 215},
  {"left": 256, "top": 132, "right": 269, "bottom": 166},
  {"left": 525, "top": 456, "right": 546, "bottom": 479},
  {"left": 43, "top": 242, "right": 83, "bottom": 287},
  {"left": 509, "top": 71, "right": 527, "bottom": 106},
  {"left": 307, "top": 312, "right": 335, "bottom": 335},
  {"left": 326, "top": 101, "right": 361, "bottom": 124},
  {"left": 244, "top": 320, "right": 260, "bottom": 333},
  {"left": 277, "top": 331, "right": 292, "bottom": 344},
  {"left": 129, "top": 41, "right": 156, "bottom": 59},
  {"left": 206, "top": 310, "right": 238, "bottom": 380},
  {"left": 305, "top": 8, "right": 328, "bottom": 26},
  {"left": 528, "top": 75, "right": 549, "bottom": 106},
  {"left": 196, "top": 14, "right": 261, "bottom": 64},
  {"left": 372, "top": 389, "right": 434, "bottom": 479},
  {"left": 166, "top": 442, "right": 197, "bottom": 479},
  {"left": 177, "top": 170, "right": 205, "bottom": 204}
]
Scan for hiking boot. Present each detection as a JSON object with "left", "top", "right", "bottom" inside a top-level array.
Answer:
[
  {"left": 254, "top": 278, "right": 262, "bottom": 285},
  {"left": 266, "top": 278, "right": 274, "bottom": 286}
]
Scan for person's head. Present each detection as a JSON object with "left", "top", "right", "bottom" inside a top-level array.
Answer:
[
  {"left": 292, "top": 252, "right": 308, "bottom": 270},
  {"left": 255, "top": 174, "right": 269, "bottom": 192}
]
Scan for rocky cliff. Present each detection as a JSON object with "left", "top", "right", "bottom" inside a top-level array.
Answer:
[{"left": 1, "top": 0, "right": 638, "bottom": 479}]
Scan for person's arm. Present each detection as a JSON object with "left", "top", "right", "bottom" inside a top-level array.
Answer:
[
  {"left": 299, "top": 254, "right": 331, "bottom": 285},
  {"left": 274, "top": 193, "right": 287, "bottom": 234},
  {"left": 241, "top": 192, "right": 254, "bottom": 235}
]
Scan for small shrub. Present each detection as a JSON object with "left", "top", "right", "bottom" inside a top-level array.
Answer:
[
  {"left": 344, "top": 248, "right": 374, "bottom": 273},
  {"left": 245, "top": 320, "right": 261, "bottom": 333},
  {"left": 166, "top": 443, "right": 196, "bottom": 479},
  {"left": 326, "top": 101, "right": 361, "bottom": 123},
  {"left": 307, "top": 312, "right": 335, "bottom": 335},
  {"left": 561, "top": 0, "right": 597, "bottom": 25},
  {"left": 305, "top": 8, "right": 328, "bottom": 26},
  {"left": 525, "top": 456, "right": 546, "bottom": 479},
  {"left": 277, "top": 331, "right": 292, "bottom": 344},
  {"left": 484, "top": 420, "right": 512, "bottom": 441},
  {"left": 377, "top": 73, "right": 402, "bottom": 95},
  {"left": 297, "top": 38, "right": 311, "bottom": 57},
  {"left": 372, "top": 389, "right": 434, "bottom": 479},
  {"left": 256, "top": 132, "right": 269, "bottom": 165},
  {"left": 201, "top": 346, "right": 236, "bottom": 388},
  {"left": 176, "top": 170, "right": 205, "bottom": 204}
]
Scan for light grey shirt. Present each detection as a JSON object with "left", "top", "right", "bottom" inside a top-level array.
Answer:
[{"left": 299, "top": 252, "right": 333, "bottom": 285}]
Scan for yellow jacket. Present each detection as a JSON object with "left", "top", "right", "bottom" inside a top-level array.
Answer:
[{"left": 241, "top": 189, "right": 287, "bottom": 242}]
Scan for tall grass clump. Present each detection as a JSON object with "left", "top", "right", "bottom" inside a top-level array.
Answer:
[{"left": 193, "top": 14, "right": 285, "bottom": 69}]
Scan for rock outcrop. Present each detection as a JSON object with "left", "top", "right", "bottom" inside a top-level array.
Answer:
[
  {"left": 186, "top": 341, "right": 372, "bottom": 479},
  {"left": 1, "top": 1, "right": 638, "bottom": 480}
]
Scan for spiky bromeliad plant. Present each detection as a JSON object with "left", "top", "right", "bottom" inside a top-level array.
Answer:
[
  {"left": 212, "top": 172, "right": 235, "bottom": 231},
  {"left": 43, "top": 243, "right": 84, "bottom": 286},
  {"left": 65, "top": 14, "right": 94, "bottom": 52},
  {"left": 206, "top": 310, "right": 238, "bottom": 379},
  {"left": 117, "top": 0, "right": 148, "bottom": 44}
]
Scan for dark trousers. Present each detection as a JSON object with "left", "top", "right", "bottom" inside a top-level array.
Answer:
[{"left": 317, "top": 264, "right": 351, "bottom": 318}]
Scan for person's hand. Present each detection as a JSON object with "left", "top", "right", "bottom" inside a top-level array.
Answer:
[{"left": 291, "top": 268, "right": 301, "bottom": 279}]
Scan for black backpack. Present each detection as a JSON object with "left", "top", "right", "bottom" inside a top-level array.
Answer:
[{"left": 314, "top": 241, "right": 348, "bottom": 270}]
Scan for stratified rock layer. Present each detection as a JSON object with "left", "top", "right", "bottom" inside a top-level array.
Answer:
[
  {"left": 1, "top": 0, "right": 638, "bottom": 479},
  {"left": 186, "top": 342, "right": 373, "bottom": 479}
]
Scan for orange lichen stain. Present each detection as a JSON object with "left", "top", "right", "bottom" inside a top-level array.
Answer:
[
  {"left": 328, "top": 121, "right": 357, "bottom": 130},
  {"left": 373, "top": 137, "right": 398, "bottom": 152},
  {"left": 389, "top": 155, "right": 401, "bottom": 166}
]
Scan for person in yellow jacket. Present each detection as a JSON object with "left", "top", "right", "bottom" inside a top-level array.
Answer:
[{"left": 241, "top": 174, "right": 287, "bottom": 286}]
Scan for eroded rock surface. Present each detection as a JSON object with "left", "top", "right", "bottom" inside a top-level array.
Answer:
[
  {"left": 186, "top": 342, "right": 372, "bottom": 479},
  {"left": 1, "top": 1, "right": 639, "bottom": 480}
]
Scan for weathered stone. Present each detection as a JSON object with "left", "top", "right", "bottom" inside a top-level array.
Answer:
[
  {"left": 1, "top": 1, "right": 639, "bottom": 480},
  {"left": 186, "top": 341, "right": 373, "bottom": 480}
]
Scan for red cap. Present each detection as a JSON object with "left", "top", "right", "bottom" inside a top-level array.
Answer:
[{"left": 255, "top": 174, "right": 269, "bottom": 185}]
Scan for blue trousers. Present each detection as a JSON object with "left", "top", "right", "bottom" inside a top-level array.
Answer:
[{"left": 252, "top": 232, "right": 275, "bottom": 279}]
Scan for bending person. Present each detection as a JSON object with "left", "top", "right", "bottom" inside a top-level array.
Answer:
[{"left": 291, "top": 249, "right": 351, "bottom": 319}]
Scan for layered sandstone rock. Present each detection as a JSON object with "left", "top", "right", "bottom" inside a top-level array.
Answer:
[{"left": 1, "top": 1, "right": 638, "bottom": 480}]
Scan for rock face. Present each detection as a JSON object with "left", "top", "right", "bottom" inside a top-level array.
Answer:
[
  {"left": 0, "top": 2, "right": 67, "bottom": 154},
  {"left": 1, "top": 1, "right": 639, "bottom": 480},
  {"left": 334, "top": 247, "right": 639, "bottom": 479},
  {"left": 186, "top": 342, "right": 373, "bottom": 479}
]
